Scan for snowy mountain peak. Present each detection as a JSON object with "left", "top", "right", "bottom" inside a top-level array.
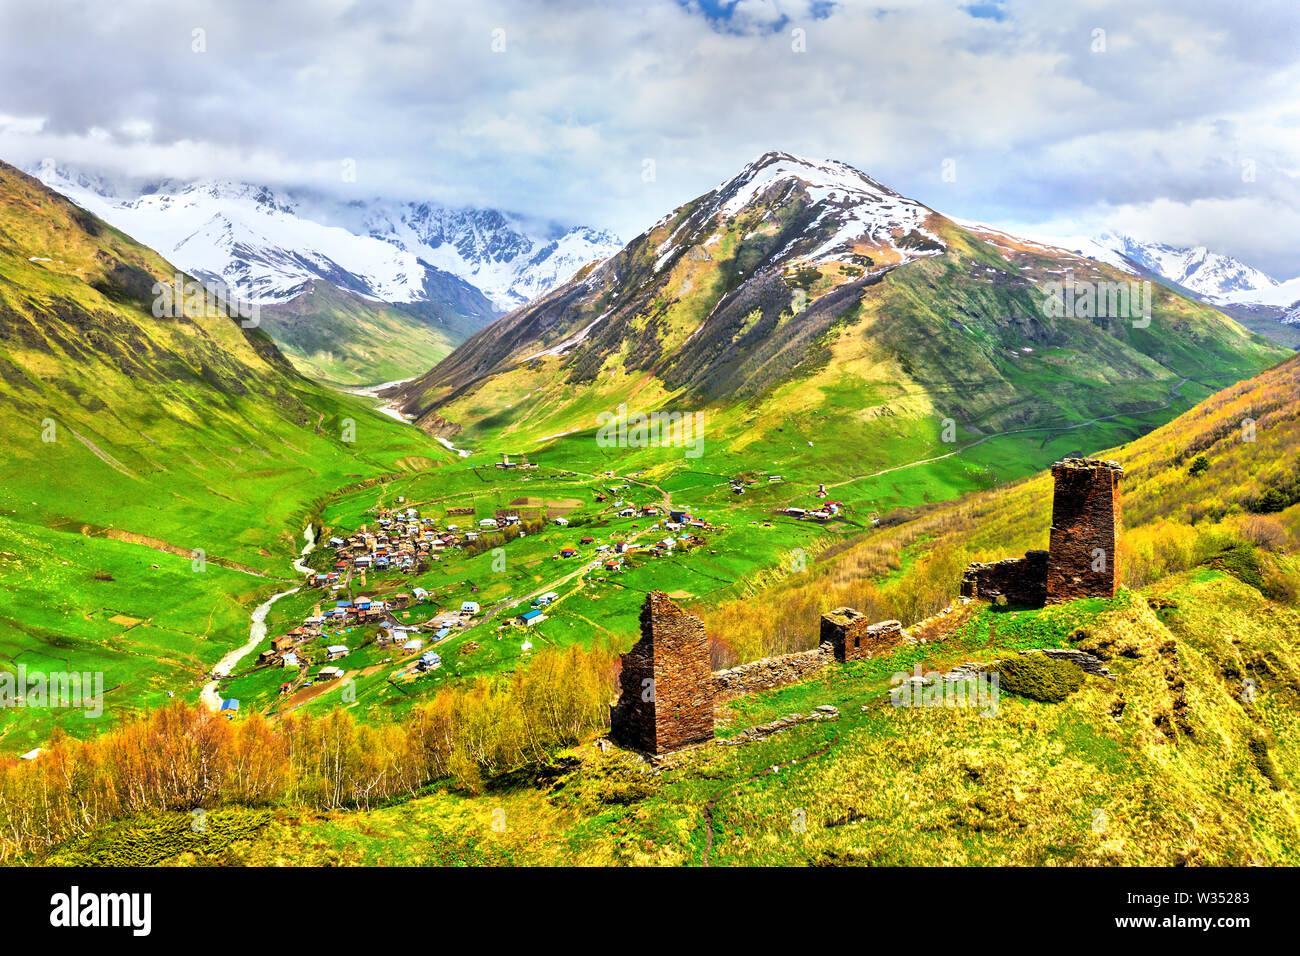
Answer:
[
  {"left": 725, "top": 150, "right": 901, "bottom": 204},
  {"left": 680, "top": 151, "right": 943, "bottom": 268},
  {"left": 355, "top": 202, "right": 622, "bottom": 310},
  {"left": 1095, "top": 231, "right": 1279, "bottom": 301}
]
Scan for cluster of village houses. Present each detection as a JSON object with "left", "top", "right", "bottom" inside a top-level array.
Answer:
[
  {"left": 781, "top": 499, "right": 844, "bottom": 522},
  {"left": 224, "top": 494, "right": 718, "bottom": 710}
]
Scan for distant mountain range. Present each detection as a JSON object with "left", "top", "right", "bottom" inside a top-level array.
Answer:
[
  {"left": 26, "top": 160, "right": 623, "bottom": 382},
  {"left": 1065, "top": 232, "right": 1277, "bottom": 300},
  {"left": 29, "top": 160, "right": 622, "bottom": 311},
  {"left": 1027, "top": 229, "right": 1300, "bottom": 343}
]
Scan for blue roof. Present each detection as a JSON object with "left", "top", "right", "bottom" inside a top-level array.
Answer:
[
  {"left": 335, "top": 601, "right": 352, "bottom": 607},
  {"left": 220, "top": 699, "right": 239, "bottom": 711},
  {"left": 435, "top": 627, "right": 450, "bottom": 638},
  {"left": 521, "top": 609, "right": 543, "bottom": 621}
]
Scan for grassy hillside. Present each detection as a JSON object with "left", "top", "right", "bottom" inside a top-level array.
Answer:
[
  {"left": 0, "top": 160, "right": 449, "bottom": 746},
  {"left": 698, "top": 351, "right": 1300, "bottom": 661},
  {"left": 28, "top": 568, "right": 1300, "bottom": 866},
  {"left": 257, "top": 281, "right": 473, "bottom": 385}
]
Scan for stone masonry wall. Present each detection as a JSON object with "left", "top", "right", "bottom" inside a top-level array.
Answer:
[
  {"left": 1046, "top": 459, "right": 1124, "bottom": 603},
  {"left": 712, "top": 646, "right": 831, "bottom": 700},
  {"left": 610, "top": 591, "right": 714, "bottom": 754},
  {"left": 960, "top": 550, "right": 1049, "bottom": 607},
  {"left": 820, "top": 607, "right": 867, "bottom": 662}
]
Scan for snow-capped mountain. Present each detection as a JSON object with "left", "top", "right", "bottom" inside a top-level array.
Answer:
[
  {"left": 27, "top": 160, "right": 620, "bottom": 312},
  {"left": 395, "top": 149, "right": 955, "bottom": 419},
  {"left": 1033, "top": 229, "right": 1282, "bottom": 304},
  {"left": 650, "top": 151, "right": 944, "bottom": 274},
  {"left": 394, "top": 149, "right": 1284, "bottom": 445},
  {"left": 1090, "top": 232, "right": 1279, "bottom": 302},
  {"left": 347, "top": 203, "right": 622, "bottom": 311}
]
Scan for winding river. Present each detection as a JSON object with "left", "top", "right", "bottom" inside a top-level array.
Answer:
[{"left": 198, "top": 524, "right": 316, "bottom": 711}]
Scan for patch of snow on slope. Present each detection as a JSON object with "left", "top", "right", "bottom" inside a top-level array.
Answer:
[{"left": 713, "top": 152, "right": 943, "bottom": 264}]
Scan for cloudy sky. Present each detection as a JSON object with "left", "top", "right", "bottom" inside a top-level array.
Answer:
[{"left": 1, "top": 0, "right": 1298, "bottom": 275}]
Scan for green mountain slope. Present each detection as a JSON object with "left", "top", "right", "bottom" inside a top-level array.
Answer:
[
  {"left": 40, "top": 351, "right": 1300, "bottom": 867},
  {"left": 0, "top": 160, "right": 446, "bottom": 741},
  {"left": 395, "top": 152, "right": 1284, "bottom": 483},
  {"left": 257, "top": 280, "right": 484, "bottom": 386}
]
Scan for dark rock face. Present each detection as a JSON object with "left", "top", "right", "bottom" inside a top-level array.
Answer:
[
  {"left": 610, "top": 591, "right": 714, "bottom": 754},
  {"left": 960, "top": 550, "right": 1049, "bottom": 607},
  {"left": 820, "top": 608, "right": 904, "bottom": 662},
  {"left": 1046, "top": 459, "right": 1124, "bottom": 603}
]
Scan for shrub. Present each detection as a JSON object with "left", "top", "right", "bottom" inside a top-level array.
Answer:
[
  {"left": 1254, "top": 488, "right": 1290, "bottom": 514},
  {"left": 1262, "top": 559, "right": 1300, "bottom": 606},
  {"left": 1188, "top": 456, "right": 1210, "bottom": 477},
  {"left": 996, "top": 653, "right": 1085, "bottom": 703},
  {"left": 1207, "top": 542, "right": 1266, "bottom": 591}
]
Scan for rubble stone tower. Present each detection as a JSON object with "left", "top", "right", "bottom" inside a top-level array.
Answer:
[
  {"left": 610, "top": 591, "right": 714, "bottom": 754},
  {"left": 1046, "top": 458, "right": 1124, "bottom": 603}
]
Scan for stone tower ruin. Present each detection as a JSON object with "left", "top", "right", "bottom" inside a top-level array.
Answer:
[
  {"left": 610, "top": 591, "right": 714, "bottom": 754},
  {"left": 1045, "top": 458, "right": 1123, "bottom": 603},
  {"left": 961, "top": 458, "right": 1124, "bottom": 607},
  {"left": 820, "top": 608, "right": 904, "bottom": 662}
]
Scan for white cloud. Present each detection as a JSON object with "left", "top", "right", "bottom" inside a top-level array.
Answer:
[{"left": 0, "top": 0, "right": 1296, "bottom": 276}]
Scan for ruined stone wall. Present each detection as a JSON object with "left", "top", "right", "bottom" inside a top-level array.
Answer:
[
  {"left": 820, "top": 608, "right": 905, "bottom": 662},
  {"left": 610, "top": 591, "right": 714, "bottom": 754},
  {"left": 711, "top": 647, "right": 831, "bottom": 699},
  {"left": 960, "top": 551, "right": 1049, "bottom": 607},
  {"left": 1046, "top": 459, "right": 1123, "bottom": 603},
  {"left": 613, "top": 595, "right": 912, "bottom": 751}
]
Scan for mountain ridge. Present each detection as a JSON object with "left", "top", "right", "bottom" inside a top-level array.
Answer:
[
  {"left": 393, "top": 151, "right": 1287, "bottom": 465},
  {"left": 29, "top": 159, "right": 622, "bottom": 312}
]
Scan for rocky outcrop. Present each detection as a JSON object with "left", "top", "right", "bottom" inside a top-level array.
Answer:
[{"left": 1021, "top": 647, "right": 1115, "bottom": 680}]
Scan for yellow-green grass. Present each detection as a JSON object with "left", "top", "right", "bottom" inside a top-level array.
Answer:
[{"left": 81, "top": 570, "right": 1298, "bottom": 867}]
